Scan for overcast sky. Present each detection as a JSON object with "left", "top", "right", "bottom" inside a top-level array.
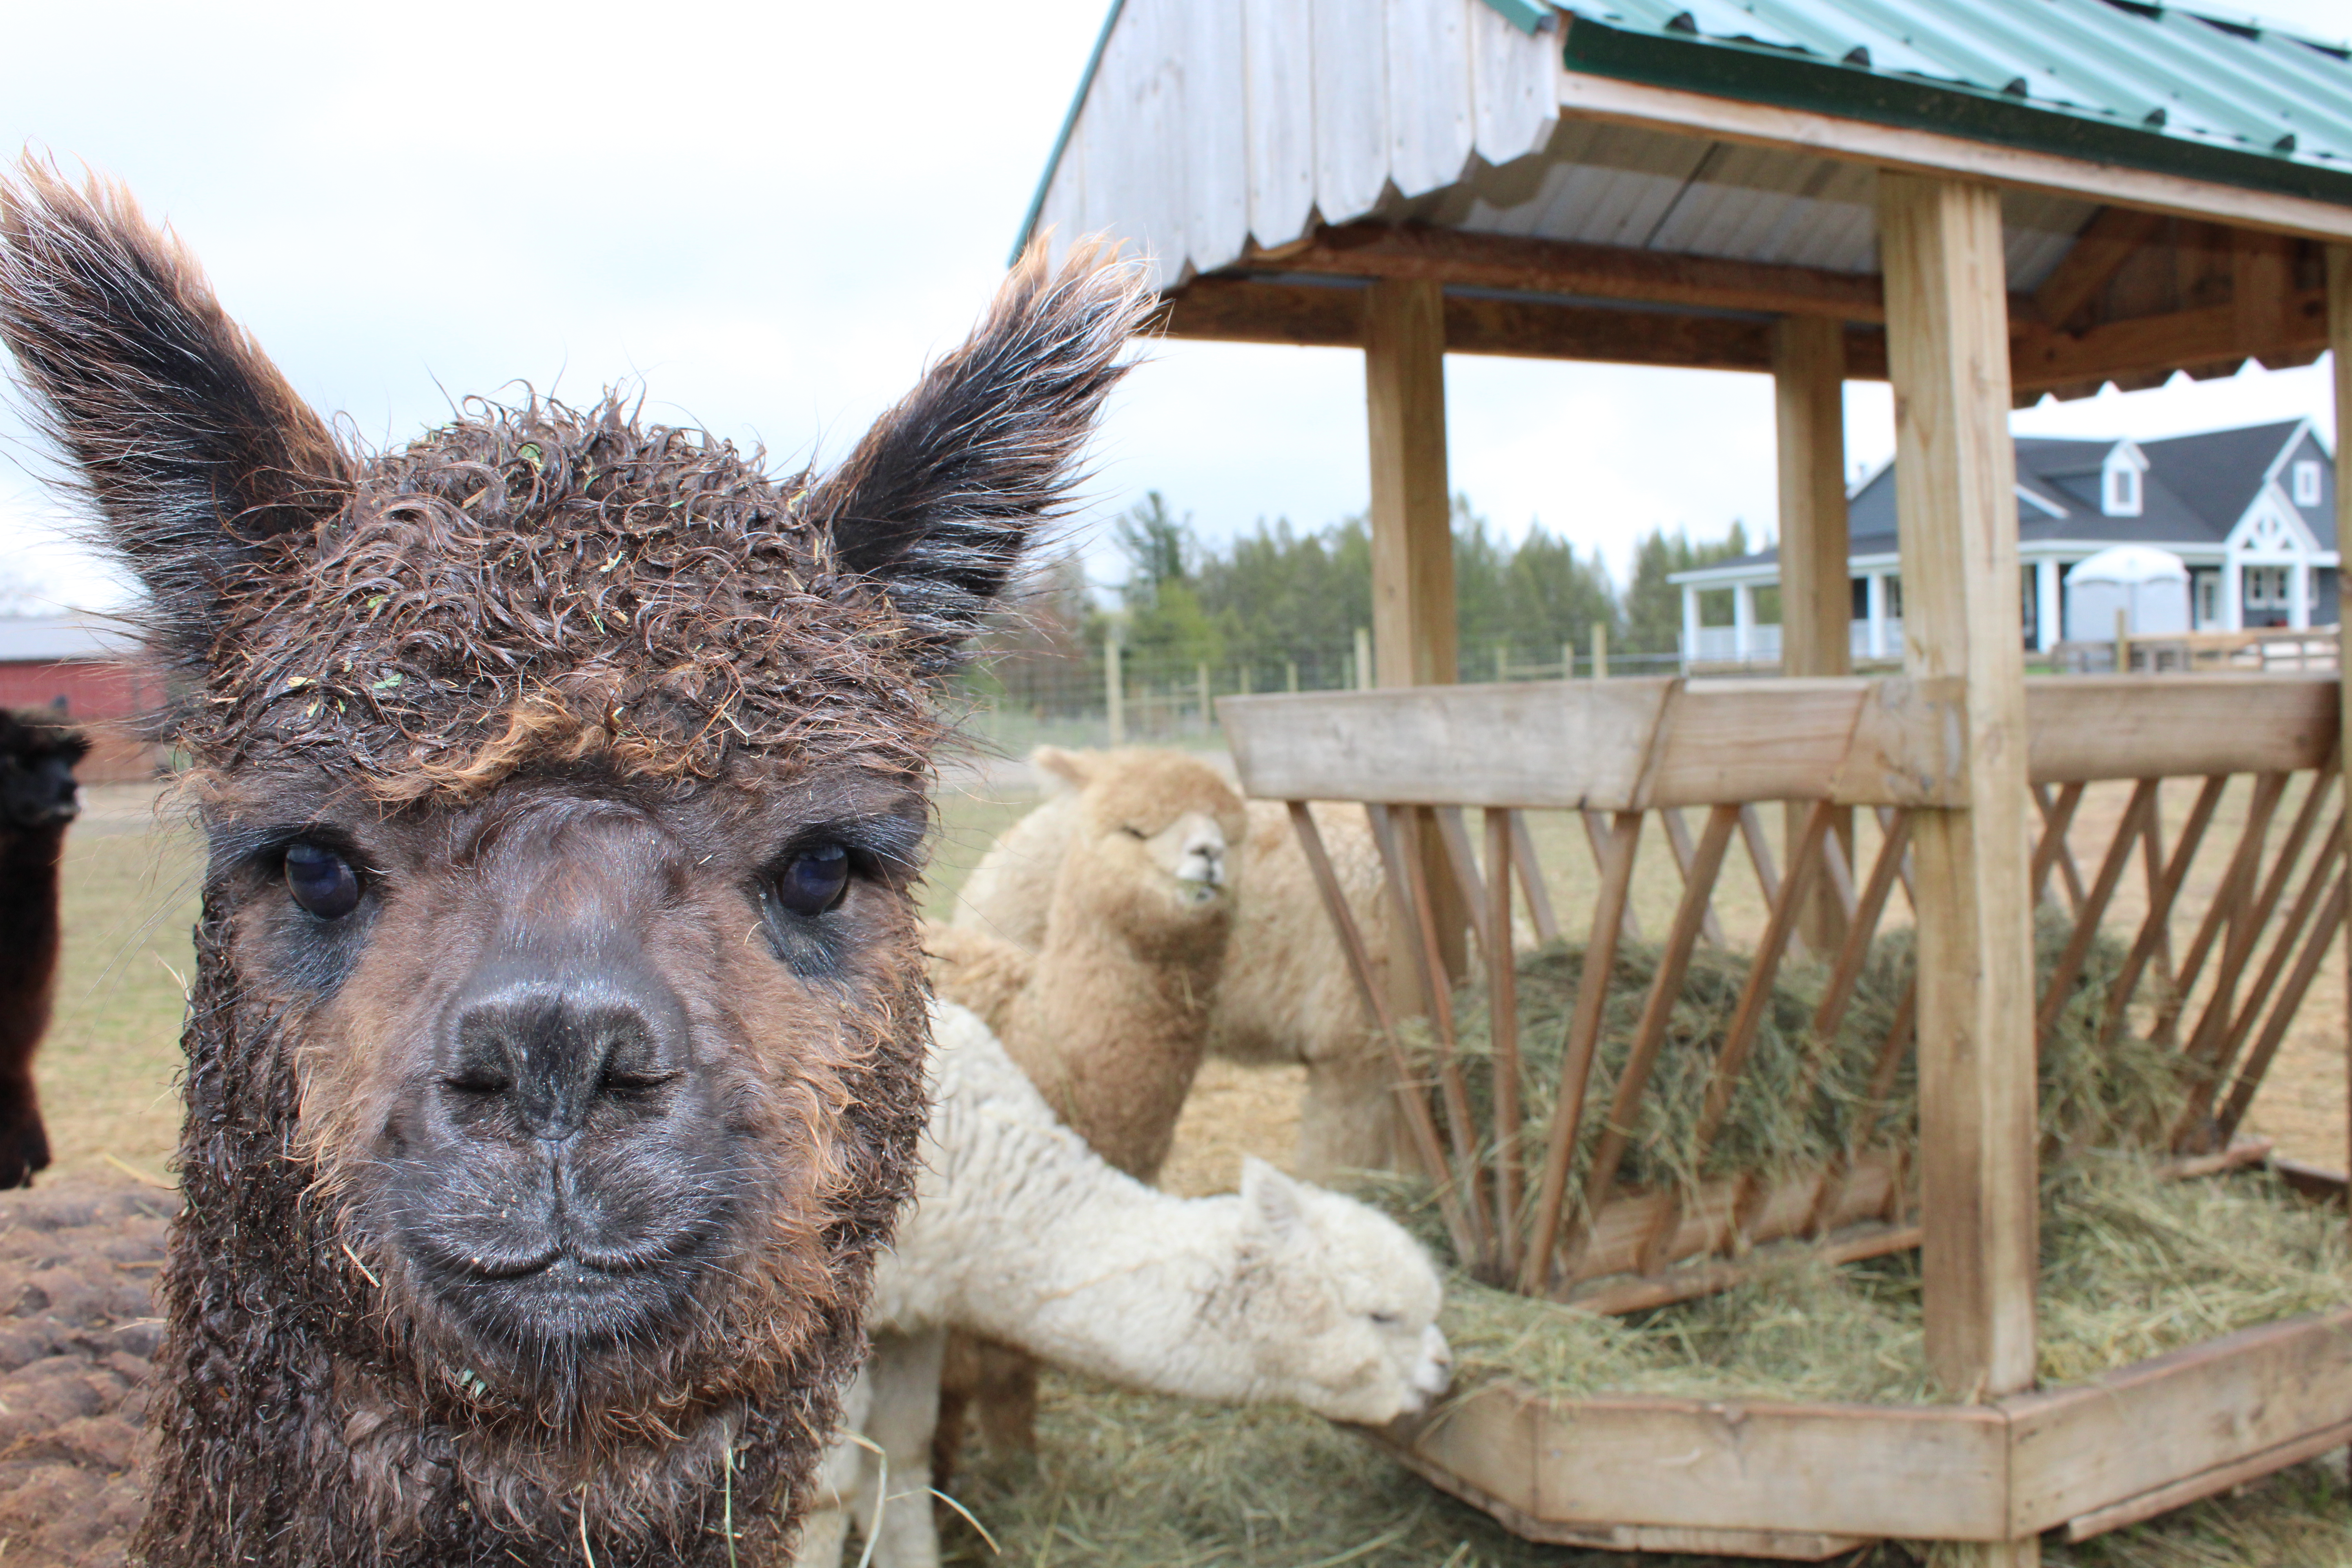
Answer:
[{"left": 2, "top": 0, "right": 2348, "bottom": 612}]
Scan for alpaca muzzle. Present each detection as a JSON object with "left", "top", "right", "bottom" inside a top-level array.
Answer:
[{"left": 386, "top": 934, "right": 740, "bottom": 1358}]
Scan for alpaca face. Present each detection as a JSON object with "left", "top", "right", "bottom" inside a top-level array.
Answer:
[
  {"left": 1229, "top": 1159, "right": 1452, "bottom": 1425},
  {"left": 0, "top": 713, "right": 86, "bottom": 830},
  {"left": 223, "top": 768, "right": 929, "bottom": 1387},
  {"left": 1063, "top": 750, "right": 1249, "bottom": 942},
  {"left": 0, "top": 162, "right": 1146, "bottom": 1561}
]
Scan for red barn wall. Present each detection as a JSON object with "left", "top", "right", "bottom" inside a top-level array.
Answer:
[{"left": 0, "top": 660, "right": 163, "bottom": 783}]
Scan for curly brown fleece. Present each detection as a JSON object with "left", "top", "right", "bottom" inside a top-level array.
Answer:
[{"left": 0, "top": 158, "right": 1149, "bottom": 1568}]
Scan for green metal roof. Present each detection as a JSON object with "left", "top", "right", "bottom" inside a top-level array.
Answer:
[{"left": 1547, "top": 0, "right": 2352, "bottom": 204}]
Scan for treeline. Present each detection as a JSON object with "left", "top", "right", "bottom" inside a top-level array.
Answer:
[{"left": 967, "top": 493, "right": 1757, "bottom": 711}]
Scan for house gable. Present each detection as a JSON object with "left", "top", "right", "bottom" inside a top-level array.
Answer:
[{"left": 2226, "top": 488, "right": 2319, "bottom": 558}]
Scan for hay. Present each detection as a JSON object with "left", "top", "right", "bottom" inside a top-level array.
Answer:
[
  {"left": 927, "top": 1368, "right": 2352, "bottom": 1567},
  {"left": 1359, "top": 912, "right": 2352, "bottom": 1405},
  {"left": 1428, "top": 913, "right": 2187, "bottom": 1215},
  {"left": 1428, "top": 1156, "right": 2352, "bottom": 1405}
]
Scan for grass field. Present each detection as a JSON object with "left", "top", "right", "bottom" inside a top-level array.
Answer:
[{"left": 34, "top": 774, "right": 2352, "bottom": 1566}]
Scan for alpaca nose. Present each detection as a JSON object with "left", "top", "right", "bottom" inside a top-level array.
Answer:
[{"left": 442, "top": 965, "right": 690, "bottom": 1142}]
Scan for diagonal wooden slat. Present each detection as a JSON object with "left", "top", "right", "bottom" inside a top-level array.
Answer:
[
  {"left": 1661, "top": 808, "right": 1730, "bottom": 947},
  {"left": 1737, "top": 804, "right": 1810, "bottom": 964},
  {"left": 2154, "top": 771, "right": 2286, "bottom": 1044},
  {"left": 2095, "top": 776, "right": 2228, "bottom": 1048},
  {"left": 1820, "top": 823, "right": 1860, "bottom": 924},
  {"left": 2136, "top": 806, "right": 2180, "bottom": 1004},
  {"left": 2174, "top": 773, "right": 2293, "bottom": 1067},
  {"left": 1584, "top": 809, "right": 1646, "bottom": 944},
  {"left": 1365, "top": 804, "right": 1441, "bottom": 1018},
  {"left": 1398, "top": 807, "right": 1495, "bottom": 1265},
  {"left": 1485, "top": 808, "right": 1524, "bottom": 1274},
  {"left": 2032, "top": 782, "right": 2089, "bottom": 913},
  {"left": 1808, "top": 809, "right": 1916, "bottom": 1080},
  {"left": 1520, "top": 810, "right": 1643, "bottom": 1296},
  {"left": 1432, "top": 806, "right": 1494, "bottom": 963},
  {"left": 1566, "top": 804, "right": 1740, "bottom": 1271},
  {"left": 1635, "top": 802, "right": 1835, "bottom": 1275},
  {"left": 2217, "top": 866, "right": 2350, "bottom": 1143},
  {"left": 1506, "top": 810, "right": 1562, "bottom": 945},
  {"left": 1285, "top": 801, "right": 1479, "bottom": 1263},
  {"left": 2036, "top": 779, "right": 2161, "bottom": 1042},
  {"left": 2185, "top": 814, "right": 2346, "bottom": 1145},
  {"left": 2169, "top": 769, "right": 2330, "bottom": 1056}
]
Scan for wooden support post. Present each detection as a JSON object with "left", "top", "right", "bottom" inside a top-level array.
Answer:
[
  {"left": 1105, "top": 633, "right": 1125, "bottom": 746},
  {"left": 1591, "top": 621, "right": 1608, "bottom": 679},
  {"left": 1775, "top": 315, "right": 1853, "bottom": 954},
  {"left": 1879, "top": 174, "right": 2040, "bottom": 1543},
  {"left": 2331, "top": 245, "right": 2352, "bottom": 1230},
  {"left": 1365, "top": 277, "right": 1467, "bottom": 978}
]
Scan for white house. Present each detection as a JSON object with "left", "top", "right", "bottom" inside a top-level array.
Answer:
[{"left": 1671, "top": 418, "right": 2338, "bottom": 664}]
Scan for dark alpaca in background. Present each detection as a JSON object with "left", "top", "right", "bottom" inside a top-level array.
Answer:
[
  {"left": 0, "top": 708, "right": 85, "bottom": 1189},
  {"left": 0, "top": 158, "right": 1145, "bottom": 1568}
]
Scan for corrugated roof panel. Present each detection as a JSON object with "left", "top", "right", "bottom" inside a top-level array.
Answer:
[
  {"left": 1550, "top": 0, "right": 2352, "bottom": 201},
  {"left": 1428, "top": 116, "right": 2094, "bottom": 285}
]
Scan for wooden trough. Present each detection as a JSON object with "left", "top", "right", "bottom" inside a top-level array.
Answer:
[{"left": 1221, "top": 673, "right": 2352, "bottom": 1557}]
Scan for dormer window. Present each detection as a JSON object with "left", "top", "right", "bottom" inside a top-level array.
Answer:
[
  {"left": 2104, "top": 464, "right": 2141, "bottom": 515},
  {"left": 2102, "top": 440, "right": 2148, "bottom": 517},
  {"left": 2294, "top": 459, "right": 2322, "bottom": 507}
]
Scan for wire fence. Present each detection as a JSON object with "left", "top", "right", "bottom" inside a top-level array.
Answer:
[{"left": 951, "top": 628, "right": 1689, "bottom": 753}]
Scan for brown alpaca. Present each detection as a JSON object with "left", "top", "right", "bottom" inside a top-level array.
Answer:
[
  {"left": 0, "top": 163, "right": 1147, "bottom": 1568},
  {"left": 926, "top": 745, "right": 1245, "bottom": 1468},
  {"left": 0, "top": 708, "right": 87, "bottom": 1188}
]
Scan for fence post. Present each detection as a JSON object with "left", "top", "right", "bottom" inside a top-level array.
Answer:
[
  {"left": 1286, "top": 660, "right": 1299, "bottom": 693},
  {"left": 1198, "top": 662, "right": 1212, "bottom": 732},
  {"left": 1591, "top": 622, "right": 1609, "bottom": 679},
  {"left": 1354, "top": 626, "right": 1374, "bottom": 691},
  {"left": 1105, "top": 634, "right": 1125, "bottom": 746},
  {"left": 1494, "top": 641, "right": 1508, "bottom": 683},
  {"left": 2115, "top": 605, "right": 2131, "bottom": 675}
]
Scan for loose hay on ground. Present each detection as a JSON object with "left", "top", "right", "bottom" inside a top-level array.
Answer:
[{"left": 933, "top": 1367, "right": 2352, "bottom": 1568}]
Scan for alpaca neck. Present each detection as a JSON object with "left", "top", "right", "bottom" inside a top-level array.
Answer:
[
  {"left": 932, "top": 1135, "right": 1261, "bottom": 1402},
  {"left": 1009, "top": 895, "right": 1228, "bottom": 1180},
  {"left": 0, "top": 824, "right": 67, "bottom": 1067},
  {"left": 882, "top": 1014, "right": 1277, "bottom": 1405}
]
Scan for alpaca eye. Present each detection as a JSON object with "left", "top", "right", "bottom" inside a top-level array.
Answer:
[
  {"left": 284, "top": 842, "right": 360, "bottom": 920},
  {"left": 1121, "top": 826, "right": 1148, "bottom": 840},
  {"left": 1370, "top": 1311, "right": 1401, "bottom": 1327},
  {"left": 774, "top": 845, "right": 850, "bottom": 917}
]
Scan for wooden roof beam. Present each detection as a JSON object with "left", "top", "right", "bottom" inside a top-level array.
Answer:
[
  {"left": 2032, "top": 207, "right": 2166, "bottom": 328},
  {"left": 1154, "top": 274, "right": 1895, "bottom": 377},
  {"left": 1264, "top": 223, "right": 1891, "bottom": 323},
  {"left": 2012, "top": 290, "right": 2327, "bottom": 394}
]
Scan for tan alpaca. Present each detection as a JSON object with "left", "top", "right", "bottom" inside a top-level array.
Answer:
[
  {"left": 956, "top": 750, "right": 1403, "bottom": 1178},
  {"left": 929, "top": 745, "right": 1246, "bottom": 1179},
  {"left": 926, "top": 745, "right": 1247, "bottom": 1467}
]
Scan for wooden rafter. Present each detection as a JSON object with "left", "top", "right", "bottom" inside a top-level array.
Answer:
[
  {"left": 1261, "top": 222, "right": 1891, "bottom": 322},
  {"left": 2033, "top": 207, "right": 2167, "bottom": 328}
]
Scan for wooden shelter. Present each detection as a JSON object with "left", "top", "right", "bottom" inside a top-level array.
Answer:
[{"left": 1021, "top": 3, "right": 2352, "bottom": 1563}]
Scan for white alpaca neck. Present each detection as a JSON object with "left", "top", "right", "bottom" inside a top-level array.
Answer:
[{"left": 871, "top": 1005, "right": 1265, "bottom": 1404}]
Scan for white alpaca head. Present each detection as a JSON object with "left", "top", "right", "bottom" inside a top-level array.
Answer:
[
  {"left": 1223, "top": 1157, "right": 1451, "bottom": 1424},
  {"left": 1034, "top": 746, "right": 1247, "bottom": 923}
]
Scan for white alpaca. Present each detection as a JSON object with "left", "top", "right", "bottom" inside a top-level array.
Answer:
[
  {"left": 794, "top": 1001, "right": 1450, "bottom": 1568},
  {"left": 955, "top": 747, "right": 1402, "bottom": 1176}
]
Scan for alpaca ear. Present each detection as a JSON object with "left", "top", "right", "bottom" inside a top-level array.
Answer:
[
  {"left": 0, "top": 163, "right": 350, "bottom": 670},
  {"left": 1241, "top": 1157, "right": 1310, "bottom": 1242},
  {"left": 1029, "top": 744, "right": 1096, "bottom": 794},
  {"left": 801, "top": 241, "right": 1149, "bottom": 674}
]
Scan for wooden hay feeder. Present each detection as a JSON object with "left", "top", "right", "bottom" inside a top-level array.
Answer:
[{"left": 1022, "top": 0, "right": 2352, "bottom": 1560}]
